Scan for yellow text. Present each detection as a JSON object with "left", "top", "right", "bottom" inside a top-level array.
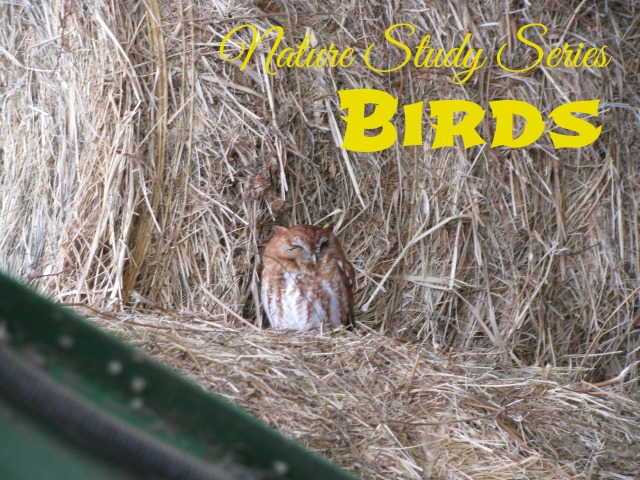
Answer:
[
  {"left": 363, "top": 23, "right": 486, "bottom": 84},
  {"left": 339, "top": 89, "right": 601, "bottom": 152},
  {"left": 219, "top": 24, "right": 355, "bottom": 75},
  {"left": 497, "top": 23, "right": 611, "bottom": 73}
]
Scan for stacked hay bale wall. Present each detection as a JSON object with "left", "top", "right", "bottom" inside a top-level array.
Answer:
[
  {"left": 2, "top": 0, "right": 637, "bottom": 382},
  {"left": 1, "top": 2, "right": 639, "bottom": 478}
]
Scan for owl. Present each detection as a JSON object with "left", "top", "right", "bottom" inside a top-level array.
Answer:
[{"left": 261, "top": 223, "right": 355, "bottom": 331}]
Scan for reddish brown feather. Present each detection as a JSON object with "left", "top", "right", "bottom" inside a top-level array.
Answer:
[{"left": 261, "top": 224, "right": 355, "bottom": 330}]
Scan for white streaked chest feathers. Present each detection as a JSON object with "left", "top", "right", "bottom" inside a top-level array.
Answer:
[{"left": 261, "top": 269, "right": 349, "bottom": 331}]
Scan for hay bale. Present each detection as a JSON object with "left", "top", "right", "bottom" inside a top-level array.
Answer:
[
  {"left": 1, "top": 1, "right": 639, "bottom": 478},
  {"left": 93, "top": 312, "right": 640, "bottom": 479}
]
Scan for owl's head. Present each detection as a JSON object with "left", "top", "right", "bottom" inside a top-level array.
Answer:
[{"left": 265, "top": 223, "right": 341, "bottom": 267}]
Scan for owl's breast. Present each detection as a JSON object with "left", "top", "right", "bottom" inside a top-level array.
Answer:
[{"left": 262, "top": 268, "right": 351, "bottom": 331}]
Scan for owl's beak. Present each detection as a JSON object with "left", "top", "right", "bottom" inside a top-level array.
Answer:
[{"left": 311, "top": 253, "right": 317, "bottom": 265}]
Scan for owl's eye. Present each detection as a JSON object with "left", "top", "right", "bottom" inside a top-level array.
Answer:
[
  {"left": 318, "top": 239, "right": 329, "bottom": 250},
  {"left": 287, "top": 245, "right": 302, "bottom": 252}
]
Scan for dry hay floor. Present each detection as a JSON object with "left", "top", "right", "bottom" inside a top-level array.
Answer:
[{"left": 89, "top": 310, "right": 640, "bottom": 480}]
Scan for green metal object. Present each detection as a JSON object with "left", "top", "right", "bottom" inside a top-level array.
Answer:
[{"left": 0, "top": 273, "right": 357, "bottom": 480}]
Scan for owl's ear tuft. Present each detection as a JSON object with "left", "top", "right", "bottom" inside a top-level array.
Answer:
[
  {"left": 322, "top": 222, "right": 335, "bottom": 232},
  {"left": 273, "top": 225, "right": 288, "bottom": 236}
]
